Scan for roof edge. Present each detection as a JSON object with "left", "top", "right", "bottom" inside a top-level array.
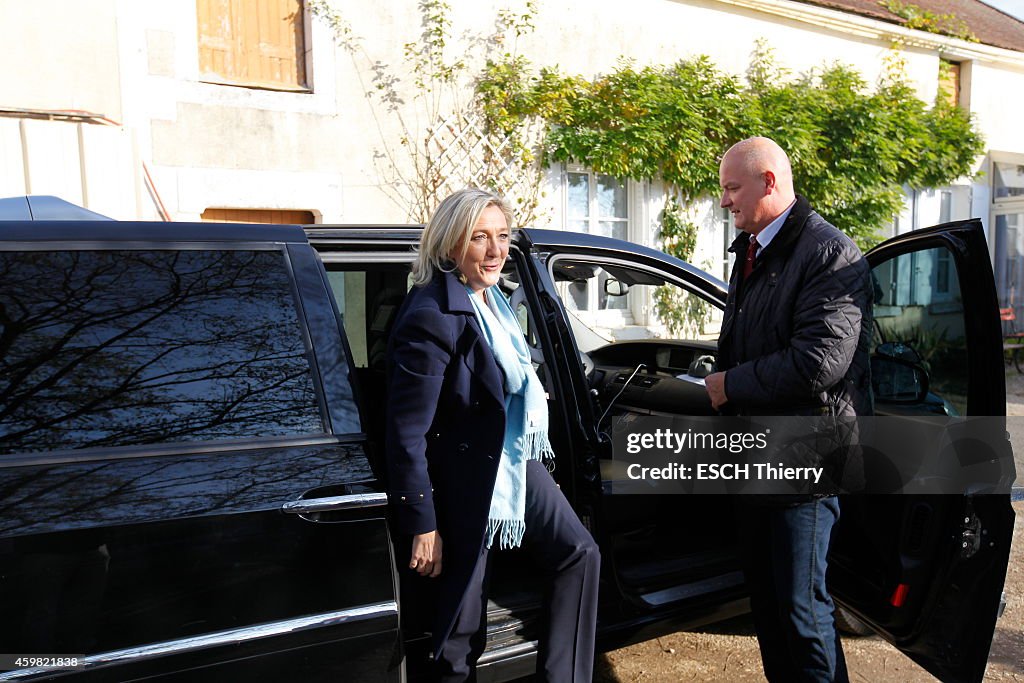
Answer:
[
  {"left": 0, "top": 221, "right": 310, "bottom": 244},
  {"left": 716, "top": 0, "right": 1024, "bottom": 68}
]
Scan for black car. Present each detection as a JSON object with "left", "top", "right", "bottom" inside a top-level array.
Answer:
[{"left": 0, "top": 197, "right": 1015, "bottom": 682}]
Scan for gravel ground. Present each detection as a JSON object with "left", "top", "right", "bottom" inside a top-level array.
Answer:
[
  {"left": 589, "top": 368, "right": 1024, "bottom": 682},
  {"left": 594, "top": 500, "right": 1023, "bottom": 682},
  {"left": 1004, "top": 370, "right": 1024, "bottom": 485}
]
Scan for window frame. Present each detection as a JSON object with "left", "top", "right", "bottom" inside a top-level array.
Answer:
[
  {"left": 202, "top": 208, "right": 318, "bottom": 224},
  {"left": 988, "top": 152, "right": 1024, "bottom": 319},
  {"left": 562, "top": 165, "right": 637, "bottom": 325},
  {"left": 938, "top": 58, "right": 962, "bottom": 109},
  {"left": 717, "top": 206, "right": 737, "bottom": 283},
  {"left": 991, "top": 151, "right": 1024, "bottom": 210},
  {"left": 546, "top": 252, "right": 724, "bottom": 347},
  {"left": 195, "top": 0, "right": 312, "bottom": 92}
]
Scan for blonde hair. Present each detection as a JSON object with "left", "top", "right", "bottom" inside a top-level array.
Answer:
[{"left": 411, "top": 188, "right": 515, "bottom": 287}]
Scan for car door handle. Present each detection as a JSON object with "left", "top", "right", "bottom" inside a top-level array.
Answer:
[{"left": 281, "top": 492, "right": 388, "bottom": 515}]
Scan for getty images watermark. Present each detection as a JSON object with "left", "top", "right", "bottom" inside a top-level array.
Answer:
[{"left": 610, "top": 415, "right": 1015, "bottom": 495}]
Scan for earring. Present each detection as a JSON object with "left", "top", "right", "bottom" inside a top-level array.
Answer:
[{"left": 438, "top": 258, "right": 457, "bottom": 273}]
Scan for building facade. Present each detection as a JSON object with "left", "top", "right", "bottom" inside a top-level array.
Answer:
[{"left": 3, "top": 0, "right": 1024, "bottom": 332}]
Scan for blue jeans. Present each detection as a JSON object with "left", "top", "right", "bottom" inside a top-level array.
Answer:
[{"left": 737, "top": 496, "right": 849, "bottom": 683}]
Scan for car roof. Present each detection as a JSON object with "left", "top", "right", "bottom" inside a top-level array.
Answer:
[
  {"left": 305, "top": 224, "right": 728, "bottom": 294},
  {"left": 0, "top": 195, "right": 310, "bottom": 244},
  {"left": 0, "top": 221, "right": 309, "bottom": 244},
  {"left": 0, "top": 195, "right": 114, "bottom": 221}
]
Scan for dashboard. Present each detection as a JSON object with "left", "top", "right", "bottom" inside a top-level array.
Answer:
[{"left": 588, "top": 340, "right": 718, "bottom": 416}]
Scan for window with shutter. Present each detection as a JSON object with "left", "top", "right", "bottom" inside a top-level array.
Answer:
[
  {"left": 938, "top": 59, "right": 960, "bottom": 108},
  {"left": 197, "top": 0, "right": 308, "bottom": 91}
]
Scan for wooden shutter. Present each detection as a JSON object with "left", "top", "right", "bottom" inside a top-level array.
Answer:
[
  {"left": 197, "top": 0, "right": 307, "bottom": 90},
  {"left": 939, "top": 59, "right": 961, "bottom": 108},
  {"left": 201, "top": 208, "right": 316, "bottom": 224}
]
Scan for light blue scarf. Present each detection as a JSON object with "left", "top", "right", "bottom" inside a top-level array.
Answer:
[{"left": 466, "top": 284, "right": 554, "bottom": 549}]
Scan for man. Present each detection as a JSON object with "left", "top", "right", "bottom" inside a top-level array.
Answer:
[{"left": 705, "top": 137, "right": 872, "bottom": 682}]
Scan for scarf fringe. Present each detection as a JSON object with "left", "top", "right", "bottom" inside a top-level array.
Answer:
[
  {"left": 519, "top": 430, "right": 555, "bottom": 463},
  {"left": 485, "top": 432, "right": 555, "bottom": 550},
  {"left": 486, "top": 517, "right": 527, "bottom": 550},
  {"left": 469, "top": 284, "right": 555, "bottom": 552}
]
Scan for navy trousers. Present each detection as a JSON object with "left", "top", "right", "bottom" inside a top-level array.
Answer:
[
  {"left": 737, "top": 496, "right": 849, "bottom": 683},
  {"left": 436, "top": 460, "right": 601, "bottom": 683}
]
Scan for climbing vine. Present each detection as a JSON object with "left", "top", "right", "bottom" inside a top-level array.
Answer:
[
  {"left": 881, "top": 0, "right": 977, "bottom": 42},
  {"left": 312, "top": 2, "right": 985, "bottom": 332},
  {"left": 477, "top": 41, "right": 984, "bottom": 251},
  {"left": 653, "top": 197, "right": 711, "bottom": 336}
]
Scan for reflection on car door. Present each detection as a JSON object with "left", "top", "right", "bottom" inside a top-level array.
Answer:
[
  {"left": 829, "top": 218, "right": 1015, "bottom": 683},
  {"left": 0, "top": 238, "right": 399, "bottom": 681}
]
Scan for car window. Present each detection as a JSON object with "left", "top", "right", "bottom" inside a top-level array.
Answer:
[
  {"left": 0, "top": 249, "right": 324, "bottom": 455},
  {"left": 499, "top": 256, "right": 547, "bottom": 369},
  {"left": 871, "top": 245, "right": 967, "bottom": 415},
  {"left": 325, "top": 265, "right": 412, "bottom": 370},
  {"left": 323, "top": 261, "right": 537, "bottom": 371},
  {"left": 549, "top": 258, "right": 719, "bottom": 352}
]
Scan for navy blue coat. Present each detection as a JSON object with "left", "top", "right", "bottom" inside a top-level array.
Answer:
[{"left": 385, "top": 270, "right": 507, "bottom": 651}]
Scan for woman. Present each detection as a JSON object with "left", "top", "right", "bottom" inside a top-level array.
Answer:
[{"left": 385, "top": 188, "right": 600, "bottom": 682}]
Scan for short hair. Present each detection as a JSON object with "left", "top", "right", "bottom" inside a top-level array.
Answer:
[{"left": 411, "top": 188, "right": 515, "bottom": 287}]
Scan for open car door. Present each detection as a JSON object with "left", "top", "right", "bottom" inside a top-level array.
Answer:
[
  {"left": 512, "top": 229, "right": 756, "bottom": 632},
  {"left": 828, "top": 218, "right": 1016, "bottom": 683}
]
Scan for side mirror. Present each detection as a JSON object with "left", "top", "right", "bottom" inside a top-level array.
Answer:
[
  {"left": 875, "top": 341, "right": 923, "bottom": 365},
  {"left": 871, "top": 355, "right": 929, "bottom": 403},
  {"left": 604, "top": 278, "right": 629, "bottom": 297}
]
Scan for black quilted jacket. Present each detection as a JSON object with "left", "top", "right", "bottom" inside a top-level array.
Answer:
[
  {"left": 719, "top": 195, "right": 873, "bottom": 418},
  {"left": 718, "top": 196, "right": 873, "bottom": 497}
]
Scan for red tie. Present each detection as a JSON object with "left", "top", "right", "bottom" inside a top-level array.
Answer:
[{"left": 743, "top": 236, "right": 758, "bottom": 279}]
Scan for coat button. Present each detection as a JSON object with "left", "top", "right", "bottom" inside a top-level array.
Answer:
[{"left": 458, "top": 443, "right": 469, "bottom": 453}]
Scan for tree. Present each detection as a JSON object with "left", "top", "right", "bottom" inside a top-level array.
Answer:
[
  {"left": 309, "top": 0, "right": 546, "bottom": 224},
  {"left": 478, "top": 41, "right": 985, "bottom": 251}
]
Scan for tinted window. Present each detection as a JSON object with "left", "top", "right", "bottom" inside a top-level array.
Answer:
[
  {"left": 325, "top": 265, "right": 411, "bottom": 370},
  {"left": 872, "top": 245, "right": 967, "bottom": 414},
  {"left": 0, "top": 250, "right": 324, "bottom": 454}
]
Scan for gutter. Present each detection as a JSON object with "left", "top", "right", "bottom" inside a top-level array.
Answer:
[{"left": 714, "top": 0, "right": 1024, "bottom": 71}]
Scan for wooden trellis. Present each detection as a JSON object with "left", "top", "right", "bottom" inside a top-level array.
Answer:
[{"left": 420, "top": 111, "right": 543, "bottom": 224}]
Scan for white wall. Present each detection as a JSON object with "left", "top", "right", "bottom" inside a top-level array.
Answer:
[
  {"left": 0, "top": 0, "right": 122, "bottom": 120},
  {"left": 0, "top": 117, "right": 142, "bottom": 219},
  {"left": 2, "top": 0, "right": 1023, "bottom": 235},
  {"left": 110, "top": 0, "right": 347, "bottom": 222}
]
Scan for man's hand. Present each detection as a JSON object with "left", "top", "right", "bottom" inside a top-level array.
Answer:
[
  {"left": 705, "top": 371, "right": 728, "bottom": 411},
  {"left": 410, "top": 530, "right": 442, "bottom": 578}
]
